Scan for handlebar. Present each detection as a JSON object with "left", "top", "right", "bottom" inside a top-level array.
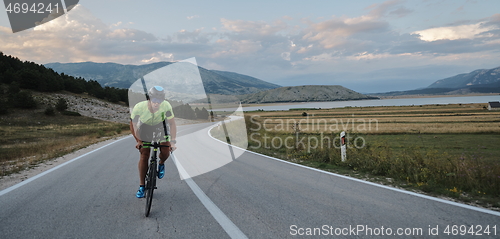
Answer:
[{"left": 139, "top": 141, "right": 171, "bottom": 149}]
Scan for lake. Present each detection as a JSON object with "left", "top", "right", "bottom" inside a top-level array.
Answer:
[{"left": 219, "top": 95, "right": 500, "bottom": 112}]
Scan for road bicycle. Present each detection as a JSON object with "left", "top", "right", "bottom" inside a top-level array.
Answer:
[{"left": 143, "top": 141, "right": 170, "bottom": 217}]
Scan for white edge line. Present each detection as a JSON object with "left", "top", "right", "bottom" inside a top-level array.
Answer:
[
  {"left": 0, "top": 136, "right": 131, "bottom": 197},
  {"left": 171, "top": 153, "right": 248, "bottom": 239},
  {"left": 207, "top": 125, "right": 500, "bottom": 217}
]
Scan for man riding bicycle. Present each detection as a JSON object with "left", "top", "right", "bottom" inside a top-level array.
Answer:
[{"left": 129, "top": 86, "right": 177, "bottom": 198}]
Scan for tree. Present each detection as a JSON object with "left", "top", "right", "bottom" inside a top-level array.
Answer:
[
  {"left": 103, "top": 86, "right": 118, "bottom": 102},
  {"left": 8, "top": 81, "right": 20, "bottom": 95},
  {"left": 199, "top": 107, "right": 209, "bottom": 120},
  {"left": 194, "top": 107, "right": 201, "bottom": 119},
  {"left": 55, "top": 98, "right": 68, "bottom": 111},
  {"left": 173, "top": 104, "right": 196, "bottom": 119},
  {"left": 18, "top": 68, "right": 39, "bottom": 90},
  {"left": 0, "top": 52, "right": 132, "bottom": 106},
  {"left": 44, "top": 106, "right": 55, "bottom": 116},
  {"left": 0, "top": 98, "right": 7, "bottom": 115},
  {"left": 11, "top": 91, "right": 37, "bottom": 109}
]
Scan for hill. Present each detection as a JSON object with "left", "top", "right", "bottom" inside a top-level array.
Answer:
[
  {"left": 240, "top": 85, "right": 378, "bottom": 103},
  {"left": 44, "top": 62, "right": 170, "bottom": 89},
  {"left": 428, "top": 66, "right": 500, "bottom": 89},
  {"left": 44, "top": 62, "right": 280, "bottom": 95},
  {"left": 374, "top": 66, "right": 500, "bottom": 96},
  {"left": 0, "top": 52, "right": 128, "bottom": 115}
]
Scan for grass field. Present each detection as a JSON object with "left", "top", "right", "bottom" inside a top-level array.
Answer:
[
  {"left": 251, "top": 103, "right": 500, "bottom": 134},
  {"left": 212, "top": 103, "right": 500, "bottom": 209},
  {"left": 0, "top": 109, "right": 129, "bottom": 176}
]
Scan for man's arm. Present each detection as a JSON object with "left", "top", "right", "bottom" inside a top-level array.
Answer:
[
  {"left": 129, "top": 116, "right": 140, "bottom": 141},
  {"left": 130, "top": 119, "right": 143, "bottom": 149},
  {"left": 168, "top": 118, "right": 177, "bottom": 142}
]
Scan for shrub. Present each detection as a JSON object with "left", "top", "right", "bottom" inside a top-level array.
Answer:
[
  {"left": 0, "top": 98, "right": 8, "bottom": 115},
  {"left": 55, "top": 98, "right": 68, "bottom": 111},
  {"left": 11, "top": 91, "right": 37, "bottom": 109},
  {"left": 44, "top": 106, "right": 55, "bottom": 116},
  {"left": 97, "top": 129, "right": 105, "bottom": 137},
  {"left": 62, "top": 110, "right": 81, "bottom": 116}
]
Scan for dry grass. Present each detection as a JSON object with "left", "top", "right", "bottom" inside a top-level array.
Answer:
[
  {"left": 0, "top": 110, "right": 129, "bottom": 176},
  {"left": 249, "top": 103, "right": 500, "bottom": 134},
  {"left": 220, "top": 103, "right": 500, "bottom": 209}
]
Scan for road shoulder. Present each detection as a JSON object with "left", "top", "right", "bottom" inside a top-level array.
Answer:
[{"left": 0, "top": 134, "right": 132, "bottom": 191}]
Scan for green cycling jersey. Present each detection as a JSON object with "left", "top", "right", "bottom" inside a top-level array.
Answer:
[{"left": 130, "top": 100, "right": 174, "bottom": 126}]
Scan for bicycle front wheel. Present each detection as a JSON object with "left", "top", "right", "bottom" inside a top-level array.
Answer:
[
  {"left": 144, "top": 162, "right": 157, "bottom": 217},
  {"left": 144, "top": 167, "right": 154, "bottom": 217}
]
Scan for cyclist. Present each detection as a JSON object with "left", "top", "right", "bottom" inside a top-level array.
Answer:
[{"left": 129, "top": 86, "right": 177, "bottom": 198}]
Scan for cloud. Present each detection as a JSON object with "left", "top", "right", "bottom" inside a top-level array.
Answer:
[
  {"left": 141, "top": 52, "right": 174, "bottom": 63},
  {"left": 365, "top": 0, "right": 411, "bottom": 19},
  {"left": 175, "top": 28, "right": 213, "bottom": 44},
  {"left": 413, "top": 22, "right": 498, "bottom": 41},
  {"left": 220, "top": 18, "right": 287, "bottom": 36},
  {"left": 281, "top": 52, "right": 291, "bottom": 61},
  {"left": 0, "top": 5, "right": 188, "bottom": 64},
  {"left": 300, "top": 16, "right": 389, "bottom": 49},
  {"left": 0, "top": 1, "right": 499, "bottom": 92},
  {"left": 187, "top": 15, "right": 200, "bottom": 20},
  {"left": 293, "top": 0, "right": 408, "bottom": 51},
  {"left": 212, "top": 39, "right": 263, "bottom": 57},
  {"left": 388, "top": 6, "right": 413, "bottom": 18}
]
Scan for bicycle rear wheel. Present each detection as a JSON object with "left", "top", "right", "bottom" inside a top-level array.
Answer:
[{"left": 144, "top": 161, "right": 157, "bottom": 217}]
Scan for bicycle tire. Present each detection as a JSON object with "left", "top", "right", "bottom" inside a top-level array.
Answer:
[{"left": 144, "top": 161, "right": 156, "bottom": 217}]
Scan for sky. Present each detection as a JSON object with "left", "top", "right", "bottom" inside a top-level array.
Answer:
[{"left": 1, "top": 0, "right": 499, "bottom": 93}]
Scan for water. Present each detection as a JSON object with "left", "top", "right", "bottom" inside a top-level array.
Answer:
[{"left": 218, "top": 95, "right": 500, "bottom": 112}]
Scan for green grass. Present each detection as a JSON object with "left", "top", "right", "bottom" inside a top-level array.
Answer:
[
  {"left": 362, "top": 134, "right": 500, "bottom": 162},
  {"left": 242, "top": 131, "right": 500, "bottom": 208}
]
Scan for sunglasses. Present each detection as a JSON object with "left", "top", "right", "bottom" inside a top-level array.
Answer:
[{"left": 151, "top": 98, "right": 163, "bottom": 103}]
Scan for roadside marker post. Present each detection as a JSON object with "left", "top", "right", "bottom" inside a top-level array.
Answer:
[{"left": 341, "top": 131, "right": 346, "bottom": 162}]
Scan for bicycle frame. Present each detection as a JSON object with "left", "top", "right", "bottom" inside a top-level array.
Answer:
[{"left": 144, "top": 141, "right": 170, "bottom": 217}]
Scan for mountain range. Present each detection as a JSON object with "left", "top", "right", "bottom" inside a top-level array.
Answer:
[
  {"left": 45, "top": 61, "right": 377, "bottom": 103},
  {"left": 44, "top": 62, "right": 281, "bottom": 95},
  {"left": 375, "top": 66, "right": 500, "bottom": 96},
  {"left": 45, "top": 61, "right": 499, "bottom": 103},
  {"left": 428, "top": 66, "right": 500, "bottom": 89}
]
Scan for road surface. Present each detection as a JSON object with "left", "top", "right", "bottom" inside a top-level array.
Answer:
[{"left": 0, "top": 122, "right": 499, "bottom": 238}]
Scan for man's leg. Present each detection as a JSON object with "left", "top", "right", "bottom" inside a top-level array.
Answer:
[
  {"left": 159, "top": 142, "right": 171, "bottom": 164},
  {"left": 157, "top": 142, "right": 171, "bottom": 179},
  {"left": 138, "top": 147, "right": 150, "bottom": 185}
]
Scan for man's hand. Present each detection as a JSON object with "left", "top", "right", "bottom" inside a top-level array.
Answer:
[
  {"left": 135, "top": 141, "right": 144, "bottom": 150},
  {"left": 170, "top": 142, "right": 177, "bottom": 151}
]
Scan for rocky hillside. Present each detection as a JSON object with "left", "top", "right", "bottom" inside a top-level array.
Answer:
[
  {"left": 35, "top": 92, "right": 198, "bottom": 125},
  {"left": 428, "top": 66, "right": 500, "bottom": 89},
  {"left": 36, "top": 92, "right": 131, "bottom": 124},
  {"left": 240, "top": 85, "right": 378, "bottom": 103},
  {"left": 374, "top": 66, "right": 500, "bottom": 96}
]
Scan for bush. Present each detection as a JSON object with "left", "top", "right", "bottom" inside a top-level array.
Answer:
[
  {"left": 11, "top": 91, "right": 37, "bottom": 109},
  {"left": 44, "top": 106, "right": 55, "bottom": 116},
  {"left": 62, "top": 110, "right": 81, "bottom": 116},
  {"left": 55, "top": 98, "right": 68, "bottom": 111},
  {"left": 0, "top": 98, "right": 8, "bottom": 115}
]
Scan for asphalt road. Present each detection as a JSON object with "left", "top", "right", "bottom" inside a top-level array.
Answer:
[{"left": 0, "top": 121, "right": 499, "bottom": 238}]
